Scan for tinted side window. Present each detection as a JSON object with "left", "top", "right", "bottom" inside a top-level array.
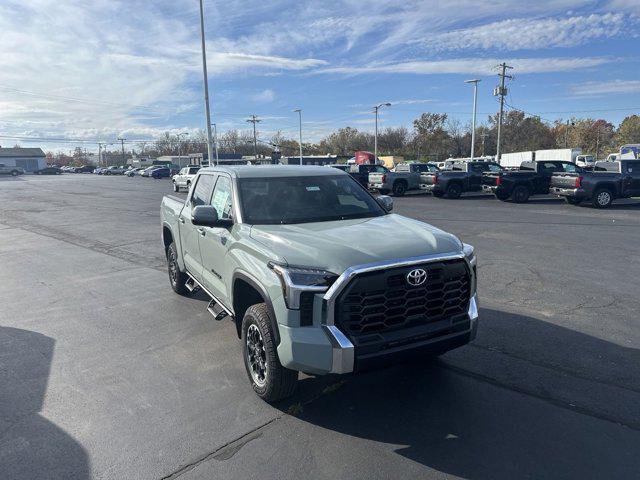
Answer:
[
  {"left": 211, "top": 176, "right": 233, "bottom": 220},
  {"left": 191, "top": 174, "right": 215, "bottom": 206},
  {"left": 626, "top": 161, "right": 640, "bottom": 173}
]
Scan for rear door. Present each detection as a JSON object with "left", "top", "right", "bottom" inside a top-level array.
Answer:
[
  {"left": 468, "top": 163, "right": 486, "bottom": 191},
  {"left": 180, "top": 173, "right": 216, "bottom": 282},
  {"left": 199, "top": 174, "right": 235, "bottom": 303},
  {"left": 623, "top": 161, "right": 640, "bottom": 196}
]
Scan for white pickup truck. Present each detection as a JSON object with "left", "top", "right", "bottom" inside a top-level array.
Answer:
[{"left": 172, "top": 166, "right": 200, "bottom": 192}]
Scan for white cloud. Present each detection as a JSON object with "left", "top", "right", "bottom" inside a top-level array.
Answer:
[
  {"left": 571, "top": 80, "right": 640, "bottom": 96},
  {"left": 251, "top": 89, "right": 276, "bottom": 103},
  {"left": 318, "top": 57, "right": 614, "bottom": 76},
  {"left": 418, "top": 13, "right": 628, "bottom": 52}
]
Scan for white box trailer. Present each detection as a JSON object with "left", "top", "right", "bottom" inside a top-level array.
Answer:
[
  {"left": 499, "top": 151, "right": 533, "bottom": 168},
  {"left": 534, "top": 148, "right": 581, "bottom": 163}
]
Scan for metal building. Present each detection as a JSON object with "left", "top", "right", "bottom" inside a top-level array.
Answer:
[{"left": 0, "top": 147, "right": 46, "bottom": 172}]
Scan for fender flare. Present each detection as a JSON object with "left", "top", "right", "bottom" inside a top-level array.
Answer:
[{"left": 232, "top": 270, "right": 280, "bottom": 344}]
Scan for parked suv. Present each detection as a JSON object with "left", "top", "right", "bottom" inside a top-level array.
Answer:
[{"left": 161, "top": 166, "right": 478, "bottom": 402}]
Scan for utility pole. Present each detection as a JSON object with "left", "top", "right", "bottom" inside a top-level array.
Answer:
[
  {"left": 494, "top": 62, "right": 513, "bottom": 162},
  {"left": 480, "top": 132, "right": 489, "bottom": 157},
  {"left": 117, "top": 137, "right": 126, "bottom": 165},
  {"left": 177, "top": 132, "right": 189, "bottom": 161},
  {"left": 293, "top": 109, "right": 303, "bottom": 165},
  {"left": 212, "top": 123, "right": 219, "bottom": 165},
  {"left": 246, "top": 115, "right": 261, "bottom": 159},
  {"left": 564, "top": 120, "right": 575, "bottom": 148},
  {"left": 198, "top": 0, "right": 214, "bottom": 166},
  {"left": 373, "top": 103, "right": 391, "bottom": 162},
  {"left": 465, "top": 79, "right": 480, "bottom": 160},
  {"left": 97, "top": 142, "right": 103, "bottom": 166}
]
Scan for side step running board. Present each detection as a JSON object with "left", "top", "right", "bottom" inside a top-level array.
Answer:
[
  {"left": 207, "top": 299, "right": 229, "bottom": 321},
  {"left": 184, "top": 276, "right": 200, "bottom": 293}
]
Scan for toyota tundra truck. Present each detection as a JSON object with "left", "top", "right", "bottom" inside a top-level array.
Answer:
[
  {"left": 160, "top": 166, "right": 478, "bottom": 402},
  {"left": 368, "top": 162, "right": 437, "bottom": 196},
  {"left": 550, "top": 159, "right": 640, "bottom": 208}
]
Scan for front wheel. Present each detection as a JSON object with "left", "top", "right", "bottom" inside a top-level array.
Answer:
[
  {"left": 592, "top": 188, "right": 613, "bottom": 209},
  {"left": 167, "top": 242, "right": 189, "bottom": 295},
  {"left": 242, "top": 304, "right": 297, "bottom": 402},
  {"left": 11, "top": 170, "right": 18, "bottom": 176}
]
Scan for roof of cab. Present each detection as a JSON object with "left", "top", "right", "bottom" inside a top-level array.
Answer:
[{"left": 198, "top": 165, "right": 347, "bottom": 179}]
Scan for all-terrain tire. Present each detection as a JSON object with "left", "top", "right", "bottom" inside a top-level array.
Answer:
[
  {"left": 242, "top": 303, "right": 297, "bottom": 402},
  {"left": 446, "top": 183, "right": 462, "bottom": 199},
  {"left": 392, "top": 181, "right": 407, "bottom": 197},
  {"left": 511, "top": 185, "right": 530, "bottom": 203},
  {"left": 592, "top": 188, "right": 613, "bottom": 209},
  {"left": 167, "top": 242, "right": 189, "bottom": 295}
]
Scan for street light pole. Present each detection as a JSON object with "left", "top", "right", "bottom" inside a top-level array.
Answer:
[
  {"left": 198, "top": 0, "right": 214, "bottom": 166},
  {"left": 373, "top": 102, "right": 391, "bottom": 162},
  {"left": 465, "top": 79, "right": 480, "bottom": 161},
  {"left": 293, "top": 109, "right": 303, "bottom": 165}
]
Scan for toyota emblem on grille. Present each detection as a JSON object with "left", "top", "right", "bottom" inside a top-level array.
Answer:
[{"left": 406, "top": 268, "right": 427, "bottom": 287}]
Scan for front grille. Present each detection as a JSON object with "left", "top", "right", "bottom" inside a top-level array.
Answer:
[{"left": 335, "top": 259, "right": 470, "bottom": 341}]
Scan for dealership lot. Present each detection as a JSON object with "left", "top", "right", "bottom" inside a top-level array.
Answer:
[{"left": 1, "top": 174, "right": 639, "bottom": 479}]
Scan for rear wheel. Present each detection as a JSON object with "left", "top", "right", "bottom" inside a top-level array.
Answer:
[
  {"left": 11, "top": 170, "right": 19, "bottom": 176},
  {"left": 592, "top": 188, "right": 613, "bottom": 209},
  {"left": 432, "top": 191, "right": 444, "bottom": 198},
  {"left": 378, "top": 188, "right": 390, "bottom": 195},
  {"left": 565, "top": 196, "right": 582, "bottom": 206},
  {"left": 392, "top": 181, "right": 407, "bottom": 197},
  {"left": 242, "top": 303, "right": 297, "bottom": 402},
  {"left": 511, "top": 185, "right": 530, "bottom": 203},
  {"left": 446, "top": 183, "right": 462, "bottom": 199},
  {"left": 167, "top": 242, "right": 189, "bottom": 295}
]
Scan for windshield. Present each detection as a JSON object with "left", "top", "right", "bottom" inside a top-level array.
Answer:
[{"left": 238, "top": 174, "right": 386, "bottom": 224}]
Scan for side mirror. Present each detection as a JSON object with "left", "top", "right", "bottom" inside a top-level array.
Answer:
[
  {"left": 377, "top": 195, "right": 393, "bottom": 212},
  {"left": 192, "top": 205, "right": 233, "bottom": 228}
]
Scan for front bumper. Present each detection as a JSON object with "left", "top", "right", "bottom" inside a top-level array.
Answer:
[{"left": 277, "top": 293, "right": 479, "bottom": 375}]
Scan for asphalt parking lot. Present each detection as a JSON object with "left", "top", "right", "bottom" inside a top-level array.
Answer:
[{"left": 1, "top": 173, "right": 639, "bottom": 480}]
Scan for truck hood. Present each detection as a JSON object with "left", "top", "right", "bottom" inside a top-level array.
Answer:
[{"left": 249, "top": 214, "right": 462, "bottom": 274}]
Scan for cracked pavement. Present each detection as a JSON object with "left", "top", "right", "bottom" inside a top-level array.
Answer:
[{"left": 0, "top": 174, "right": 639, "bottom": 479}]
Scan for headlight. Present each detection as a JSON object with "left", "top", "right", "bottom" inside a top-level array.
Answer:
[
  {"left": 462, "top": 243, "right": 476, "bottom": 266},
  {"left": 462, "top": 243, "right": 477, "bottom": 295},
  {"left": 269, "top": 263, "right": 338, "bottom": 309}
]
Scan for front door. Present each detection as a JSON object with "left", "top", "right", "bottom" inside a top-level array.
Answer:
[
  {"left": 199, "top": 174, "right": 235, "bottom": 304},
  {"left": 624, "top": 161, "right": 640, "bottom": 196},
  {"left": 181, "top": 173, "right": 216, "bottom": 282}
]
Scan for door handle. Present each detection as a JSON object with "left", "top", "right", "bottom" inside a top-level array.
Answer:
[
  {"left": 179, "top": 216, "right": 185, "bottom": 224},
  {"left": 197, "top": 228, "right": 206, "bottom": 237}
]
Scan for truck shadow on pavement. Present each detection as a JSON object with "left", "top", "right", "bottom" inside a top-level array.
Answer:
[
  {"left": 281, "top": 307, "right": 639, "bottom": 479},
  {"left": 0, "top": 327, "right": 90, "bottom": 480}
]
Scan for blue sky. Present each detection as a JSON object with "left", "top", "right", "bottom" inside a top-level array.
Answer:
[{"left": 1, "top": 0, "right": 639, "bottom": 153}]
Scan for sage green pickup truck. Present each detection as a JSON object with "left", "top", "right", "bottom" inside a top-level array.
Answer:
[{"left": 160, "top": 165, "right": 478, "bottom": 402}]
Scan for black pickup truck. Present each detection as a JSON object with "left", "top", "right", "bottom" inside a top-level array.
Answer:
[
  {"left": 421, "top": 161, "right": 502, "bottom": 199},
  {"left": 482, "top": 160, "right": 581, "bottom": 203},
  {"left": 550, "top": 160, "right": 640, "bottom": 208}
]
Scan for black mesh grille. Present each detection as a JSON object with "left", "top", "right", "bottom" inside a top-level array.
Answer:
[{"left": 335, "top": 259, "right": 470, "bottom": 340}]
